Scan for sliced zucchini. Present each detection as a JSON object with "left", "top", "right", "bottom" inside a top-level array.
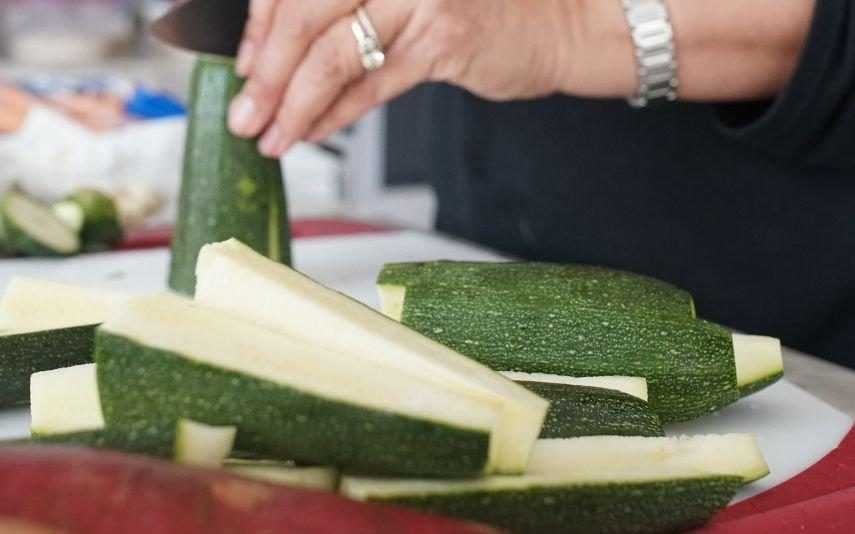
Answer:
[
  {"left": 194, "top": 239, "right": 548, "bottom": 475},
  {"left": 341, "top": 434, "right": 768, "bottom": 533},
  {"left": 30, "top": 363, "right": 104, "bottom": 435},
  {"left": 500, "top": 372, "right": 648, "bottom": 401},
  {"left": 174, "top": 419, "right": 236, "bottom": 468},
  {"left": 733, "top": 334, "right": 784, "bottom": 391},
  {"left": 96, "top": 293, "right": 499, "bottom": 477},
  {"left": 1, "top": 191, "right": 79, "bottom": 256},
  {"left": 0, "top": 278, "right": 131, "bottom": 406},
  {"left": 54, "top": 189, "right": 123, "bottom": 249},
  {"left": 1, "top": 277, "right": 129, "bottom": 331},
  {"left": 223, "top": 459, "right": 338, "bottom": 491},
  {"left": 29, "top": 363, "right": 176, "bottom": 457}
]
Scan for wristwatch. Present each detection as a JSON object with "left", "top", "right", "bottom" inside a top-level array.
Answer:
[{"left": 620, "top": 0, "right": 678, "bottom": 108}]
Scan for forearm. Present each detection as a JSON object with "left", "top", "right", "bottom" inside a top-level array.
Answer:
[{"left": 560, "top": 0, "right": 817, "bottom": 102}]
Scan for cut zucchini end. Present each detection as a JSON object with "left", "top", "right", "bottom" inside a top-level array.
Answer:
[
  {"left": 733, "top": 334, "right": 784, "bottom": 388},
  {"left": 51, "top": 201, "right": 85, "bottom": 233},
  {"left": 174, "top": 419, "right": 237, "bottom": 468},
  {"left": 528, "top": 434, "right": 769, "bottom": 484},
  {"left": 196, "top": 239, "right": 548, "bottom": 476},
  {"left": 376, "top": 284, "right": 405, "bottom": 320},
  {"left": 223, "top": 460, "right": 339, "bottom": 491},
  {"left": 30, "top": 363, "right": 105, "bottom": 436},
  {"left": 2, "top": 191, "right": 80, "bottom": 256}
]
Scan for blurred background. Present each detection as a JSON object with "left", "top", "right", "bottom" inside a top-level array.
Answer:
[{"left": 0, "top": 0, "right": 436, "bottom": 233}]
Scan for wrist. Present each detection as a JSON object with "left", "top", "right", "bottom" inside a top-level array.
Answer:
[{"left": 555, "top": 0, "right": 644, "bottom": 99}]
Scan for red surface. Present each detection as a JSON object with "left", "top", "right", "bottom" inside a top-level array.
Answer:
[
  {"left": 699, "top": 423, "right": 855, "bottom": 533},
  {"left": 0, "top": 446, "right": 499, "bottom": 534},
  {"left": 116, "top": 218, "right": 391, "bottom": 250}
]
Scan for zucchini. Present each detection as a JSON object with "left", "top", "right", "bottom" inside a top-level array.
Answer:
[
  {"left": 0, "top": 325, "right": 96, "bottom": 407},
  {"left": 0, "top": 190, "right": 80, "bottom": 256},
  {"left": 30, "top": 363, "right": 104, "bottom": 436},
  {"left": 96, "top": 293, "right": 499, "bottom": 477},
  {"left": 377, "top": 261, "right": 696, "bottom": 320},
  {"left": 516, "top": 382, "right": 663, "bottom": 438},
  {"left": 501, "top": 374, "right": 662, "bottom": 437},
  {"left": 53, "top": 189, "right": 123, "bottom": 250},
  {"left": 396, "top": 286, "right": 782, "bottom": 422},
  {"left": 0, "top": 278, "right": 130, "bottom": 406},
  {"left": 500, "top": 372, "right": 648, "bottom": 400},
  {"left": 168, "top": 55, "right": 290, "bottom": 295},
  {"left": 174, "top": 419, "right": 236, "bottom": 468},
  {"left": 194, "top": 239, "right": 548, "bottom": 474},
  {"left": 29, "top": 363, "right": 177, "bottom": 456},
  {"left": 1, "top": 277, "right": 129, "bottom": 330},
  {"left": 341, "top": 434, "right": 768, "bottom": 534},
  {"left": 734, "top": 334, "right": 784, "bottom": 394},
  {"left": 223, "top": 459, "right": 339, "bottom": 490}
]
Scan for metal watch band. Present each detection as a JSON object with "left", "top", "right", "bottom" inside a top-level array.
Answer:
[{"left": 620, "top": 0, "right": 678, "bottom": 108}]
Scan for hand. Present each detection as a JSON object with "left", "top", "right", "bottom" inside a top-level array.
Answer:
[{"left": 227, "top": 0, "right": 577, "bottom": 157}]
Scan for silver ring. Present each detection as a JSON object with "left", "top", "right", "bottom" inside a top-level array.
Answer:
[{"left": 351, "top": 7, "right": 385, "bottom": 71}]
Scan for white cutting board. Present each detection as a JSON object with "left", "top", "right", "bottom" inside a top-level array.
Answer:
[{"left": 0, "top": 231, "right": 851, "bottom": 504}]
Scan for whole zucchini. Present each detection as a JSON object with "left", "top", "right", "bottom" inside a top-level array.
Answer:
[{"left": 168, "top": 55, "right": 290, "bottom": 295}]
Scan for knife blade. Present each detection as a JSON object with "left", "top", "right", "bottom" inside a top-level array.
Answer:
[{"left": 150, "top": 0, "right": 249, "bottom": 57}]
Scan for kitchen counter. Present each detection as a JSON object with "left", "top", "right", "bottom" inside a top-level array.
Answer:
[{"left": 784, "top": 349, "right": 855, "bottom": 417}]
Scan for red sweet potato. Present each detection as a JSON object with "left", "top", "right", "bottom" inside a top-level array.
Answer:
[{"left": 0, "top": 446, "right": 500, "bottom": 534}]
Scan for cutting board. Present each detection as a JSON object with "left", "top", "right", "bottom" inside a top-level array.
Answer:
[{"left": 0, "top": 231, "right": 851, "bottom": 504}]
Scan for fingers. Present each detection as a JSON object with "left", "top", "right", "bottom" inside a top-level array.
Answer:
[
  {"left": 228, "top": 0, "right": 364, "bottom": 138},
  {"left": 304, "top": 48, "right": 426, "bottom": 144},
  {"left": 235, "top": 0, "right": 278, "bottom": 76},
  {"left": 258, "top": 1, "right": 413, "bottom": 156}
]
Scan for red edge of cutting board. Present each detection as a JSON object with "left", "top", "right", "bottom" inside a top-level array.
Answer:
[
  {"left": 115, "top": 218, "right": 392, "bottom": 250},
  {"left": 698, "top": 423, "right": 855, "bottom": 533}
]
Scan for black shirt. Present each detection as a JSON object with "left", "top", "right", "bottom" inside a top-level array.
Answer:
[{"left": 426, "top": 0, "right": 855, "bottom": 368}]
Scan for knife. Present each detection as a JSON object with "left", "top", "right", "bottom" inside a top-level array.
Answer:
[{"left": 150, "top": 0, "right": 248, "bottom": 57}]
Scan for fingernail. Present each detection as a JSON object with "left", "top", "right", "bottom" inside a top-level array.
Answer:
[
  {"left": 259, "top": 124, "right": 284, "bottom": 157},
  {"left": 235, "top": 41, "right": 255, "bottom": 76},
  {"left": 228, "top": 94, "right": 257, "bottom": 135}
]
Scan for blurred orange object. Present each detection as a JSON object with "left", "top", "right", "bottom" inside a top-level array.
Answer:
[{"left": 0, "top": 85, "right": 35, "bottom": 133}]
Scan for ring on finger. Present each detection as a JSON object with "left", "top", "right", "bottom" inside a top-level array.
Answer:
[{"left": 351, "top": 6, "right": 385, "bottom": 71}]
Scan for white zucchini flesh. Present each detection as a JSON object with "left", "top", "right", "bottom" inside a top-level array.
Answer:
[
  {"left": 500, "top": 372, "right": 649, "bottom": 401},
  {"left": 30, "top": 363, "right": 104, "bottom": 435},
  {"left": 0, "top": 277, "right": 130, "bottom": 330},
  {"left": 3, "top": 192, "right": 79, "bottom": 254},
  {"left": 224, "top": 460, "right": 338, "bottom": 491},
  {"left": 52, "top": 201, "right": 85, "bottom": 233},
  {"left": 194, "top": 239, "right": 548, "bottom": 474},
  {"left": 377, "top": 284, "right": 406, "bottom": 321},
  {"left": 341, "top": 433, "right": 769, "bottom": 498},
  {"left": 174, "top": 419, "right": 237, "bottom": 468},
  {"left": 732, "top": 334, "right": 784, "bottom": 386},
  {"left": 103, "top": 294, "right": 500, "bottom": 437}
]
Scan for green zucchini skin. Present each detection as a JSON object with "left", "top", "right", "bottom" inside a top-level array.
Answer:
[
  {"left": 31, "top": 423, "right": 176, "bottom": 457},
  {"left": 60, "top": 189, "right": 123, "bottom": 250},
  {"left": 360, "top": 476, "right": 742, "bottom": 534},
  {"left": 94, "top": 331, "right": 490, "bottom": 478},
  {"left": 399, "top": 287, "right": 740, "bottom": 423},
  {"left": 168, "top": 55, "right": 291, "bottom": 295},
  {"left": 517, "top": 382, "right": 663, "bottom": 438},
  {"left": 738, "top": 372, "right": 783, "bottom": 398},
  {"left": 0, "top": 325, "right": 96, "bottom": 407},
  {"left": 377, "top": 261, "right": 695, "bottom": 318}
]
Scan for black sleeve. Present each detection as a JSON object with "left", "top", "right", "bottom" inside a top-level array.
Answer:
[{"left": 715, "top": 0, "right": 855, "bottom": 171}]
